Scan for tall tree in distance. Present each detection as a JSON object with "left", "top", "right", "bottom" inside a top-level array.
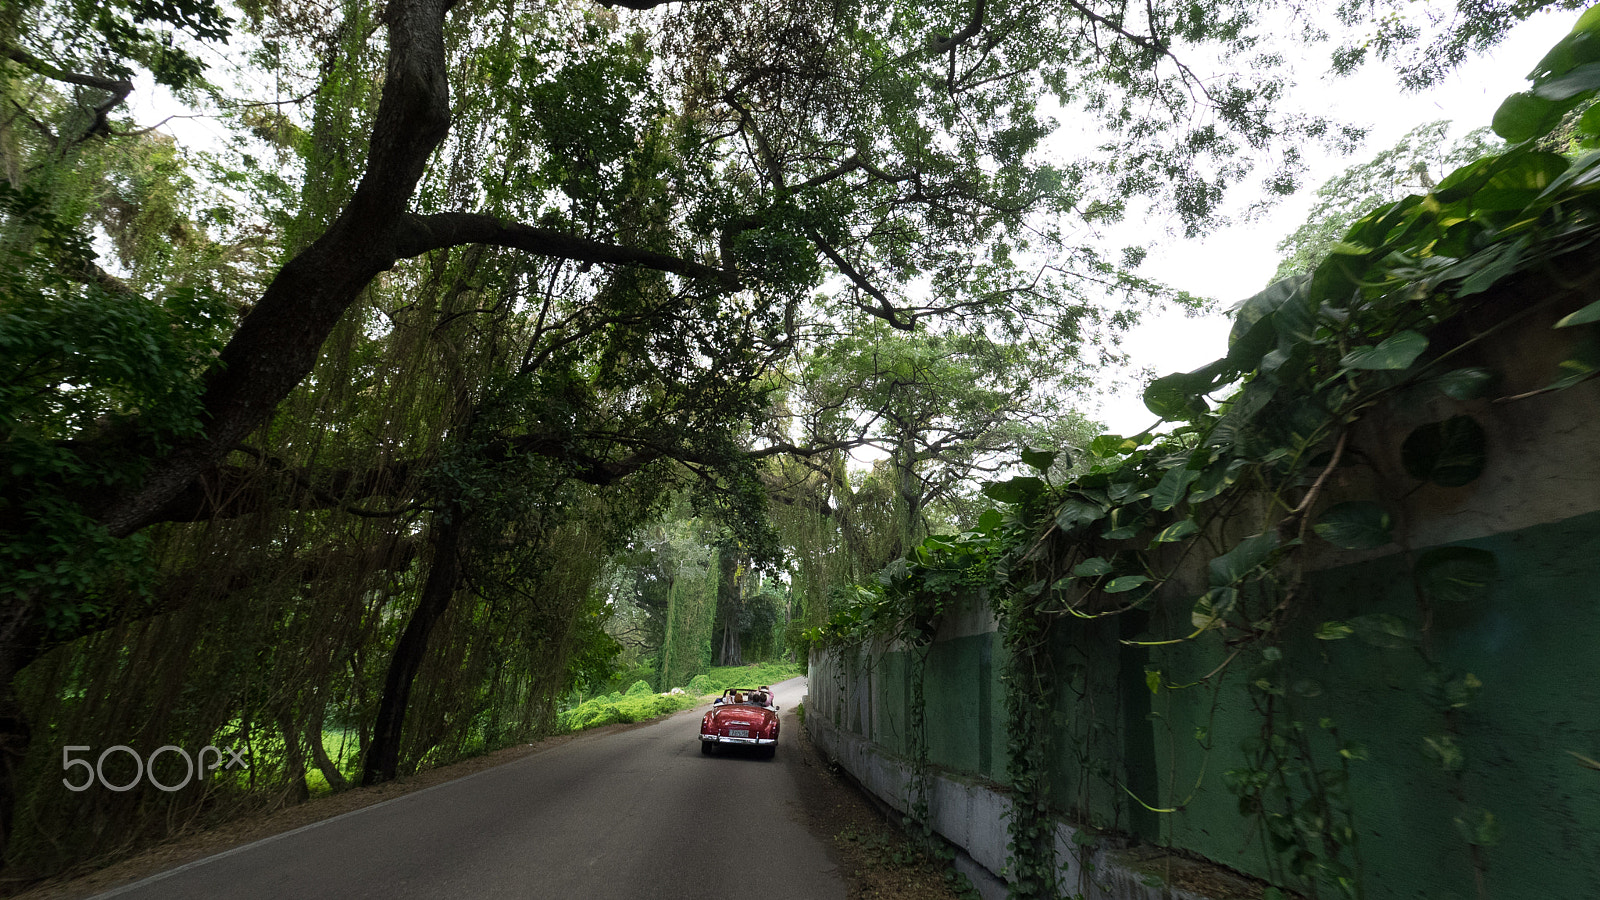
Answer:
[{"left": 1272, "top": 121, "right": 1504, "bottom": 280}]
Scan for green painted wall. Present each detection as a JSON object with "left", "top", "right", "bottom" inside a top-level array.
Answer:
[{"left": 815, "top": 508, "right": 1600, "bottom": 898}]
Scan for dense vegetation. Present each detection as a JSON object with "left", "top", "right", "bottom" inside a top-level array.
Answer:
[
  {"left": 0, "top": 0, "right": 1570, "bottom": 883},
  {"left": 809, "top": 10, "right": 1600, "bottom": 898}
]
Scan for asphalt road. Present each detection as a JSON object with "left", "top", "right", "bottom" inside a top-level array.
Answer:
[{"left": 94, "top": 677, "right": 843, "bottom": 900}]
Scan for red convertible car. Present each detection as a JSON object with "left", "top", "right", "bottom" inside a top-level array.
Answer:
[{"left": 699, "top": 687, "right": 779, "bottom": 757}]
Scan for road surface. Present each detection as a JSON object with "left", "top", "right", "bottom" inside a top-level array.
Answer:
[{"left": 94, "top": 677, "right": 842, "bottom": 899}]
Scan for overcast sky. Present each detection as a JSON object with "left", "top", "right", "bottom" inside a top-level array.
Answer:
[{"left": 1093, "top": 10, "right": 1577, "bottom": 436}]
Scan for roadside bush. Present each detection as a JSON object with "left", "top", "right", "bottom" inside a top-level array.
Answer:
[
  {"left": 558, "top": 661, "right": 806, "bottom": 734},
  {"left": 559, "top": 690, "right": 701, "bottom": 733}
]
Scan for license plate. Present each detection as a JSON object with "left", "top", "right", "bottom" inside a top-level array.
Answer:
[{"left": 728, "top": 728, "right": 750, "bottom": 737}]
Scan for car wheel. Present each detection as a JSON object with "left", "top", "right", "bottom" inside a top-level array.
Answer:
[
  {"left": 762, "top": 745, "right": 776, "bottom": 759},
  {"left": 701, "top": 741, "right": 714, "bottom": 755}
]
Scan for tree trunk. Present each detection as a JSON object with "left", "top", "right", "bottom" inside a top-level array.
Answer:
[
  {"left": 0, "top": 685, "right": 29, "bottom": 870},
  {"left": 307, "top": 717, "right": 350, "bottom": 793},
  {"left": 361, "top": 507, "right": 464, "bottom": 785},
  {"left": 715, "top": 549, "right": 742, "bottom": 666},
  {"left": 0, "top": 594, "right": 46, "bottom": 870},
  {"left": 275, "top": 710, "right": 311, "bottom": 805}
]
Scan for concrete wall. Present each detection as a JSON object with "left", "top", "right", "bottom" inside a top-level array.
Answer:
[{"left": 806, "top": 288, "right": 1600, "bottom": 899}]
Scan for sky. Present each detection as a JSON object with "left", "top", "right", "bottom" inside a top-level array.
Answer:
[{"left": 1092, "top": 10, "right": 1578, "bottom": 436}]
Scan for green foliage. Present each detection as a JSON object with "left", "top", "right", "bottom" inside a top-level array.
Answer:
[
  {"left": 0, "top": 182, "right": 230, "bottom": 629},
  {"left": 561, "top": 659, "right": 799, "bottom": 732},
  {"left": 559, "top": 690, "right": 701, "bottom": 732},
  {"left": 815, "top": 14, "right": 1600, "bottom": 896},
  {"left": 1273, "top": 122, "right": 1504, "bottom": 280},
  {"left": 690, "top": 661, "right": 803, "bottom": 695}
]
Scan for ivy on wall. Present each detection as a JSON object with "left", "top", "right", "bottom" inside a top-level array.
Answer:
[{"left": 808, "top": 9, "right": 1600, "bottom": 899}]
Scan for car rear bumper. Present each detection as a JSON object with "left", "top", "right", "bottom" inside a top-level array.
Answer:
[{"left": 700, "top": 733, "right": 777, "bottom": 746}]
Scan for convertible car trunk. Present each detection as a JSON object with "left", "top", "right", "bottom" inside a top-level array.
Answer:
[{"left": 711, "top": 707, "right": 770, "bottom": 735}]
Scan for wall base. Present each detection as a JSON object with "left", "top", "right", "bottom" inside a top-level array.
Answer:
[{"left": 805, "top": 701, "right": 1265, "bottom": 900}]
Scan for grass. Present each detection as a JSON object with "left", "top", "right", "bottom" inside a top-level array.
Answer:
[{"left": 559, "top": 660, "right": 804, "bottom": 734}]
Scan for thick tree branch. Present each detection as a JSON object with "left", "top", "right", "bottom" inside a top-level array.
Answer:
[
  {"left": 928, "top": 0, "right": 987, "bottom": 55},
  {"left": 1, "top": 45, "right": 133, "bottom": 95},
  {"left": 395, "top": 212, "right": 739, "bottom": 289},
  {"left": 1, "top": 45, "right": 133, "bottom": 145},
  {"left": 808, "top": 229, "right": 915, "bottom": 330}
]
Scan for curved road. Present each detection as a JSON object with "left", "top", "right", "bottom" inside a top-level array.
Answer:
[{"left": 95, "top": 678, "right": 842, "bottom": 900}]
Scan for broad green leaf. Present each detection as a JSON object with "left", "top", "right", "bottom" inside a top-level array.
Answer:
[
  {"left": 1228, "top": 275, "right": 1309, "bottom": 370},
  {"left": 1108, "top": 479, "right": 1143, "bottom": 503},
  {"left": 1547, "top": 333, "right": 1600, "bottom": 389},
  {"left": 1150, "top": 518, "right": 1200, "bottom": 545},
  {"left": 1312, "top": 501, "right": 1393, "bottom": 550},
  {"left": 1424, "top": 734, "right": 1464, "bottom": 772},
  {"left": 1473, "top": 153, "right": 1569, "bottom": 211},
  {"left": 1019, "top": 447, "right": 1058, "bottom": 473},
  {"left": 1531, "top": 23, "right": 1600, "bottom": 79},
  {"left": 1435, "top": 156, "right": 1498, "bottom": 201},
  {"left": 1072, "top": 557, "right": 1113, "bottom": 577},
  {"left": 977, "top": 508, "right": 1004, "bottom": 533},
  {"left": 1104, "top": 575, "right": 1150, "bottom": 593},
  {"left": 1143, "top": 372, "right": 1209, "bottom": 420},
  {"left": 1532, "top": 61, "right": 1600, "bottom": 100},
  {"left": 1349, "top": 613, "right": 1415, "bottom": 650},
  {"left": 1234, "top": 378, "right": 1276, "bottom": 419},
  {"left": 1493, "top": 91, "right": 1557, "bottom": 142},
  {"left": 1315, "top": 621, "right": 1355, "bottom": 640},
  {"left": 1401, "top": 415, "right": 1487, "bottom": 487},
  {"left": 1431, "top": 367, "right": 1500, "bottom": 400},
  {"left": 1189, "top": 458, "right": 1245, "bottom": 503},
  {"left": 1145, "top": 669, "right": 1161, "bottom": 694},
  {"left": 1578, "top": 103, "right": 1600, "bottom": 141},
  {"left": 1577, "top": 5, "right": 1600, "bottom": 35},
  {"left": 1272, "top": 287, "right": 1320, "bottom": 342},
  {"left": 1100, "top": 505, "right": 1143, "bottom": 540},
  {"left": 1340, "top": 330, "right": 1428, "bottom": 370},
  {"left": 1191, "top": 587, "right": 1237, "bottom": 631},
  {"left": 981, "top": 475, "right": 1045, "bottom": 505},
  {"left": 1055, "top": 498, "right": 1107, "bottom": 529},
  {"left": 1414, "top": 546, "right": 1498, "bottom": 604},
  {"left": 1555, "top": 298, "right": 1600, "bottom": 327},
  {"left": 1207, "top": 532, "right": 1279, "bottom": 587},
  {"left": 1089, "top": 433, "right": 1140, "bottom": 457},
  {"left": 1456, "top": 239, "right": 1528, "bottom": 296},
  {"left": 1150, "top": 465, "right": 1199, "bottom": 511},
  {"left": 1454, "top": 809, "right": 1502, "bottom": 847}
]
